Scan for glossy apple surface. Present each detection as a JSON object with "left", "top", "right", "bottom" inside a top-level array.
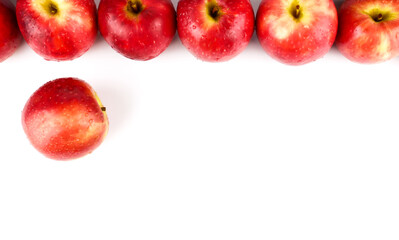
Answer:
[
  {"left": 98, "top": 0, "right": 176, "bottom": 61},
  {"left": 16, "top": 0, "right": 97, "bottom": 61},
  {"left": 177, "top": 0, "right": 255, "bottom": 62},
  {"left": 336, "top": 0, "right": 399, "bottom": 64},
  {"left": 0, "top": 0, "right": 22, "bottom": 62},
  {"left": 256, "top": 0, "right": 338, "bottom": 65},
  {"left": 22, "top": 78, "right": 109, "bottom": 160}
]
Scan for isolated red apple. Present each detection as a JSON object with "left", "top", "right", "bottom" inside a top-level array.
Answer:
[
  {"left": 177, "top": 0, "right": 254, "bottom": 62},
  {"left": 336, "top": 0, "right": 399, "bottom": 64},
  {"left": 0, "top": 0, "right": 22, "bottom": 62},
  {"left": 256, "top": 0, "right": 338, "bottom": 65},
  {"left": 22, "top": 78, "right": 109, "bottom": 160},
  {"left": 98, "top": 0, "right": 176, "bottom": 61},
  {"left": 16, "top": 0, "right": 97, "bottom": 61}
]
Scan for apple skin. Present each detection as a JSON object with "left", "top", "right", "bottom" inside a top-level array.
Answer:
[
  {"left": 16, "top": 0, "right": 97, "bottom": 61},
  {"left": 0, "top": 0, "right": 22, "bottom": 62},
  {"left": 98, "top": 0, "right": 176, "bottom": 61},
  {"left": 256, "top": 0, "right": 338, "bottom": 65},
  {"left": 336, "top": 0, "right": 399, "bottom": 64},
  {"left": 177, "top": 0, "right": 255, "bottom": 62},
  {"left": 22, "top": 78, "right": 109, "bottom": 161}
]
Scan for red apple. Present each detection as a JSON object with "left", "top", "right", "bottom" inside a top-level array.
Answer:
[
  {"left": 256, "top": 0, "right": 338, "bottom": 65},
  {"left": 98, "top": 0, "right": 176, "bottom": 61},
  {"left": 22, "top": 78, "right": 109, "bottom": 161},
  {"left": 336, "top": 0, "right": 399, "bottom": 64},
  {"left": 0, "top": 0, "right": 22, "bottom": 62},
  {"left": 177, "top": 0, "right": 255, "bottom": 62},
  {"left": 16, "top": 0, "right": 97, "bottom": 61}
]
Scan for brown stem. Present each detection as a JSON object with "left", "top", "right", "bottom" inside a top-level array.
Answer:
[
  {"left": 48, "top": 2, "right": 58, "bottom": 15},
  {"left": 377, "top": 13, "right": 383, "bottom": 21},
  {"left": 211, "top": 6, "right": 220, "bottom": 19},
  {"left": 127, "top": 0, "right": 143, "bottom": 15},
  {"left": 295, "top": 5, "right": 300, "bottom": 18},
  {"left": 131, "top": 3, "right": 138, "bottom": 12}
]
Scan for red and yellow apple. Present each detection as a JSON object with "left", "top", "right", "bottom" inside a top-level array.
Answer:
[
  {"left": 16, "top": 0, "right": 97, "bottom": 61},
  {"left": 22, "top": 78, "right": 109, "bottom": 160},
  {"left": 177, "top": 0, "right": 255, "bottom": 62},
  {"left": 336, "top": 0, "right": 399, "bottom": 64},
  {"left": 98, "top": 0, "right": 176, "bottom": 61},
  {"left": 256, "top": 0, "right": 338, "bottom": 65},
  {"left": 0, "top": 0, "right": 22, "bottom": 62}
]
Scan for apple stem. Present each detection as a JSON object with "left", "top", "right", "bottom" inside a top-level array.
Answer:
[
  {"left": 127, "top": 0, "right": 143, "bottom": 15},
  {"left": 377, "top": 13, "right": 383, "bottom": 21},
  {"left": 101, "top": 107, "right": 106, "bottom": 112},
  {"left": 132, "top": 3, "right": 139, "bottom": 12},
  {"left": 295, "top": 5, "right": 300, "bottom": 18},
  {"left": 211, "top": 6, "right": 220, "bottom": 19},
  {"left": 48, "top": 2, "right": 58, "bottom": 15}
]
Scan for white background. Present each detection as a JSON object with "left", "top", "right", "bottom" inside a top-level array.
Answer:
[{"left": 1, "top": 0, "right": 399, "bottom": 239}]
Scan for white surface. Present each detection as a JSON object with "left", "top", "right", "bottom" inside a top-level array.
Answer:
[{"left": 1, "top": 0, "right": 399, "bottom": 239}]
